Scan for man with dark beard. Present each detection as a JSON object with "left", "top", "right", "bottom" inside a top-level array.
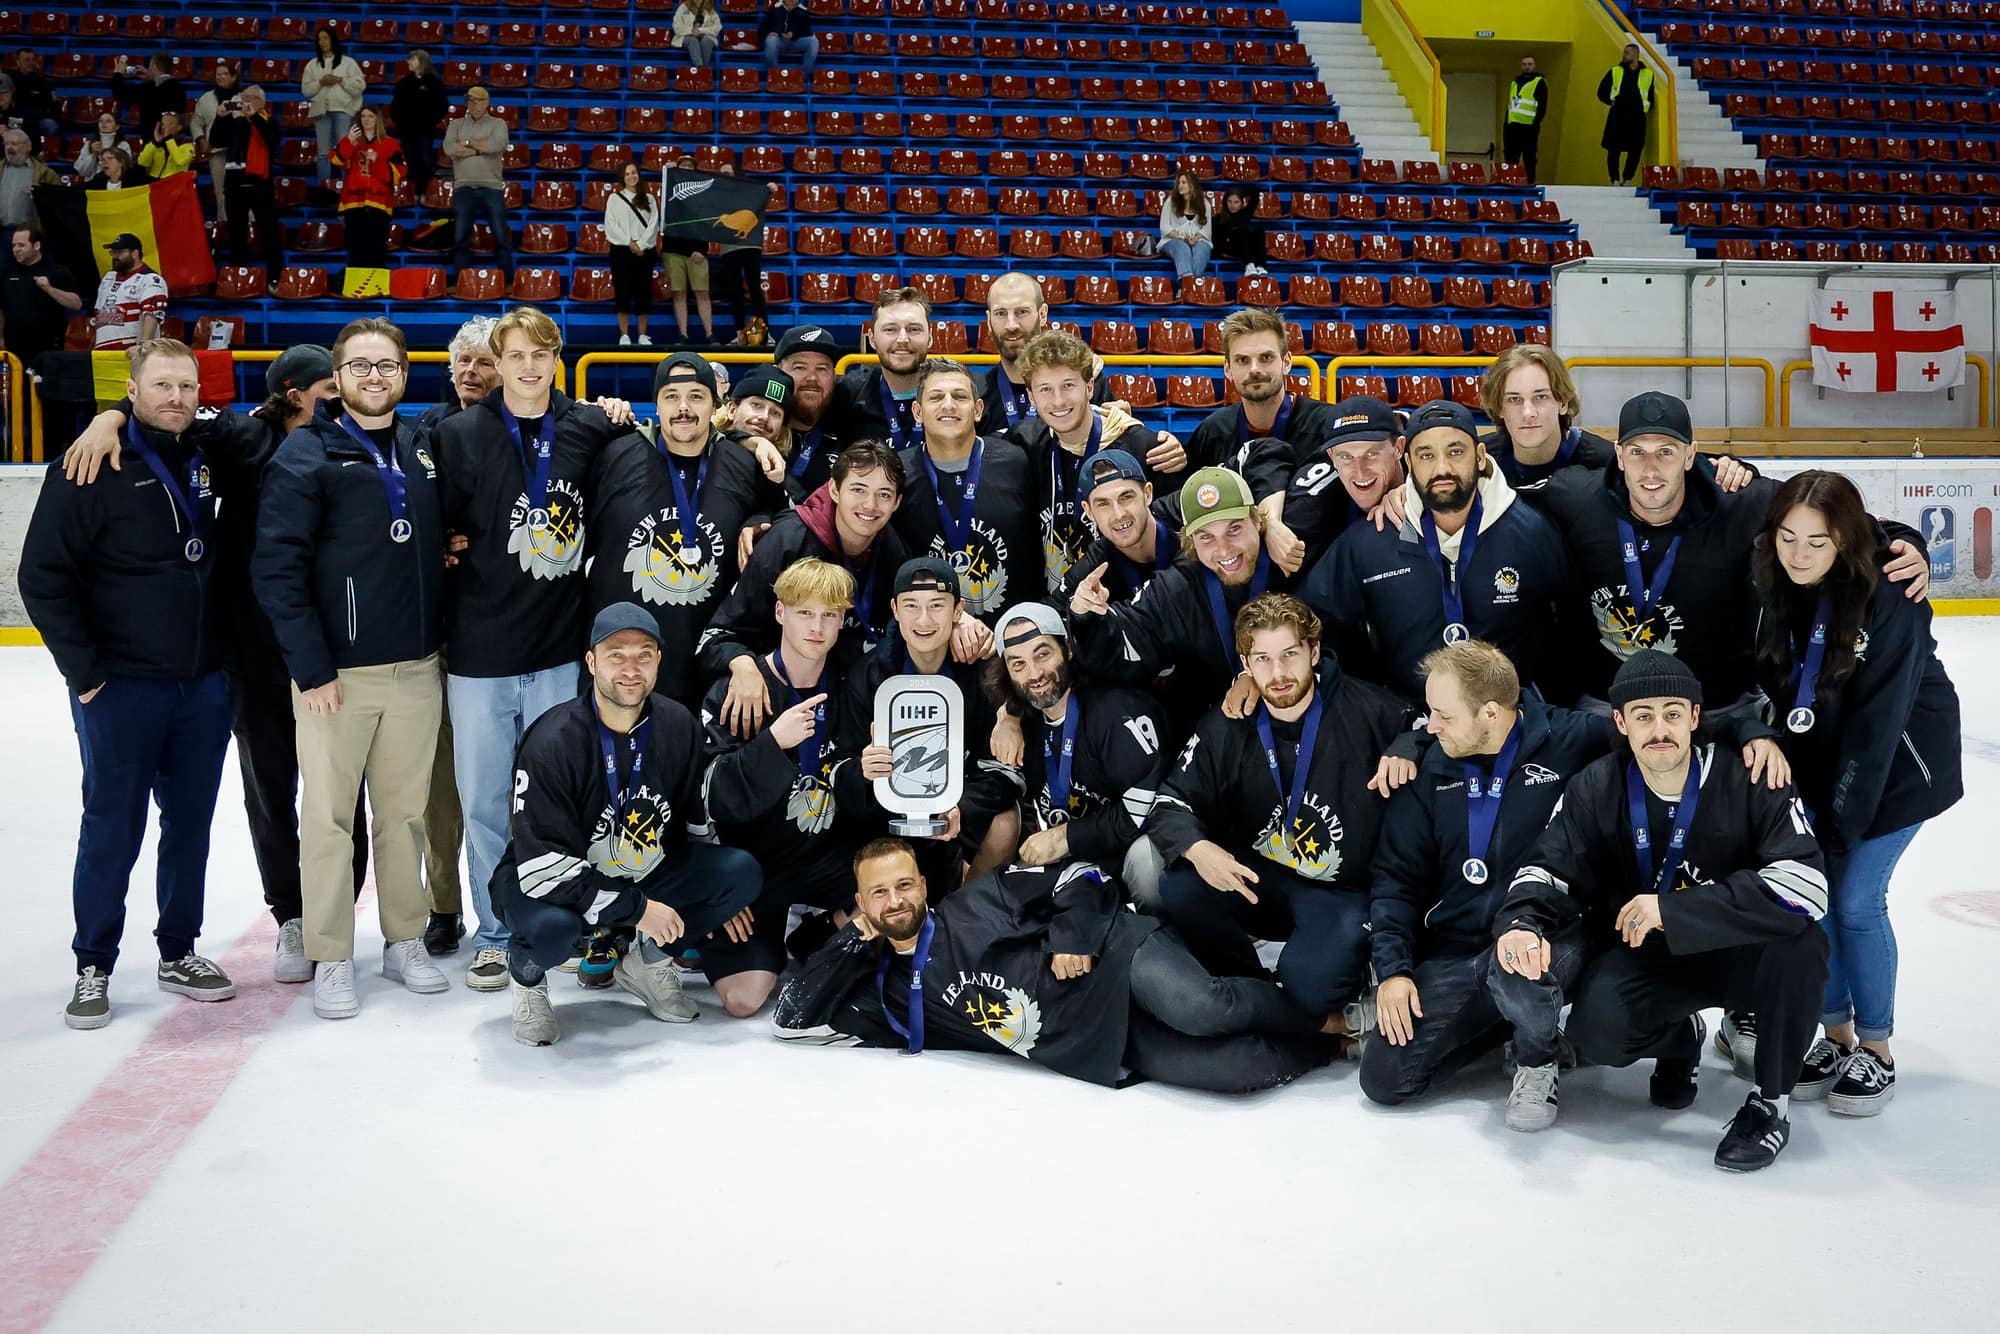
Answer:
[
  {"left": 771, "top": 323, "right": 845, "bottom": 498},
  {"left": 774, "top": 840, "right": 1338, "bottom": 1093},
  {"left": 1301, "top": 401, "right": 1572, "bottom": 704}
]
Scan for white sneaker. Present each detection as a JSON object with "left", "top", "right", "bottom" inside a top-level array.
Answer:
[
  {"left": 314, "top": 959, "right": 360, "bottom": 1020},
  {"left": 274, "top": 918, "right": 312, "bottom": 983},
  {"left": 1342, "top": 989, "right": 1377, "bottom": 1037},
  {"left": 512, "top": 978, "right": 559, "bottom": 1045},
  {"left": 1243, "top": 262, "right": 1268, "bottom": 276},
  {"left": 382, "top": 938, "right": 449, "bottom": 994},
  {"left": 614, "top": 944, "right": 700, "bottom": 1022},
  {"left": 466, "top": 947, "right": 510, "bottom": 991},
  {"left": 636, "top": 333, "right": 653, "bottom": 346},
  {"left": 618, "top": 333, "right": 632, "bottom": 346},
  {"left": 1507, "top": 1063, "right": 1560, "bottom": 1131}
]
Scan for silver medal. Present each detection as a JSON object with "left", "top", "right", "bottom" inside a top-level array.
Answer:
[
  {"left": 1443, "top": 622, "right": 1469, "bottom": 644},
  {"left": 1462, "top": 857, "right": 1489, "bottom": 885},
  {"left": 1786, "top": 706, "right": 1815, "bottom": 733},
  {"left": 183, "top": 536, "right": 204, "bottom": 562},
  {"left": 390, "top": 518, "right": 413, "bottom": 543}
]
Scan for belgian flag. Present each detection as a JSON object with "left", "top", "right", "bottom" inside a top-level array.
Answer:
[{"left": 33, "top": 173, "right": 218, "bottom": 297}]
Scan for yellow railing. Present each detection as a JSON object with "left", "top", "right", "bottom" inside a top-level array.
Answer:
[
  {"left": 1595, "top": 0, "right": 1680, "bottom": 168},
  {"left": 1779, "top": 357, "right": 1991, "bottom": 431},
  {"left": 1362, "top": 0, "right": 1445, "bottom": 160},
  {"left": 831, "top": 352, "right": 1324, "bottom": 398},
  {"left": 1324, "top": 354, "right": 1496, "bottom": 395},
  {"left": 4, "top": 351, "right": 23, "bottom": 464},
  {"left": 1564, "top": 356, "right": 1777, "bottom": 431}
]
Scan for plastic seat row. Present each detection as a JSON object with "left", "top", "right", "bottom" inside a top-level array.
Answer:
[
  {"left": 791, "top": 270, "right": 1548, "bottom": 311},
  {"left": 1753, "top": 133, "right": 2000, "bottom": 165},
  {"left": 1637, "top": 0, "right": 1993, "bottom": 20},
  {"left": 1707, "top": 238, "right": 2000, "bottom": 262},
  {"left": 1687, "top": 55, "right": 1994, "bottom": 85},
  {"left": 1673, "top": 199, "right": 2000, "bottom": 230},
  {"left": 780, "top": 221, "right": 1585, "bottom": 266},
  {"left": 1720, "top": 93, "right": 1993, "bottom": 124},
  {"left": 1640, "top": 165, "right": 2000, "bottom": 196},
  {"left": 1661, "top": 21, "right": 1998, "bottom": 55}
]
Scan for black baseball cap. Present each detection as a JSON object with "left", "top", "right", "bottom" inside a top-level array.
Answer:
[
  {"left": 267, "top": 344, "right": 333, "bottom": 395},
  {"left": 893, "top": 555, "right": 963, "bottom": 599},
  {"left": 588, "top": 602, "right": 662, "bottom": 650},
  {"left": 1080, "top": 448, "right": 1148, "bottom": 500},
  {"left": 103, "top": 232, "right": 144, "bottom": 253},
  {"left": 653, "top": 352, "right": 718, "bottom": 399},
  {"left": 731, "top": 364, "right": 794, "bottom": 405},
  {"left": 1405, "top": 400, "right": 1479, "bottom": 444},
  {"left": 774, "top": 325, "right": 841, "bottom": 365},
  {"left": 1323, "top": 396, "right": 1399, "bottom": 447},
  {"left": 1618, "top": 391, "right": 1693, "bottom": 447}
]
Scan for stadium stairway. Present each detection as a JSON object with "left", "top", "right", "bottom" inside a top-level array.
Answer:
[
  {"left": 1543, "top": 185, "right": 1694, "bottom": 261},
  {"left": 1294, "top": 21, "right": 1438, "bottom": 167}
]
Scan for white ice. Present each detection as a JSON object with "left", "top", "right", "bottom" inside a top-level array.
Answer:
[{"left": 3, "top": 626, "right": 1998, "bottom": 1334}]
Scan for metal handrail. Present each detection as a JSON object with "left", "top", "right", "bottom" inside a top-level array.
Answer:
[{"left": 1779, "top": 356, "right": 1991, "bottom": 431}]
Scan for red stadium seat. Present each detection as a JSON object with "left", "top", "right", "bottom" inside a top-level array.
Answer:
[
  {"left": 1166, "top": 374, "right": 1221, "bottom": 408},
  {"left": 1149, "top": 320, "right": 1197, "bottom": 354},
  {"left": 276, "top": 266, "right": 328, "bottom": 301}
]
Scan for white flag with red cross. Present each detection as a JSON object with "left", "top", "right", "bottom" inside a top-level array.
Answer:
[{"left": 1810, "top": 289, "right": 1964, "bottom": 393}]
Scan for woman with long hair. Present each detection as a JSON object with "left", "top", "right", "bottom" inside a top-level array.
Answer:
[
  {"left": 330, "top": 105, "right": 406, "bottom": 272},
  {"left": 390, "top": 49, "right": 448, "bottom": 199},
  {"left": 604, "top": 158, "right": 661, "bottom": 345},
  {"left": 302, "top": 25, "right": 366, "bottom": 187},
  {"left": 1749, "top": 469, "right": 1961, "bottom": 1117},
  {"left": 1211, "top": 183, "right": 1268, "bottom": 277},
  {"left": 672, "top": 0, "right": 723, "bottom": 69},
  {"left": 1158, "top": 169, "right": 1211, "bottom": 281}
]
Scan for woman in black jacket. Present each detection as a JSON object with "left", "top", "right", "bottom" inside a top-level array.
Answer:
[
  {"left": 389, "top": 49, "right": 448, "bottom": 199},
  {"left": 85, "top": 147, "right": 151, "bottom": 190},
  {"left": 1211, "top": 183, "right": 1269, "bottom": 278},
  {"left": 1751, "top": 469, "right": 1961, "bottom": 1118}
]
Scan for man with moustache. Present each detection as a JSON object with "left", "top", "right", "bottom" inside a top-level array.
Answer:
[
  {"left": 1185, "top": 308, "right": 1340, "bottom": 472},
  {"left": 1149, "top": 594, "right": 1411, "bottom": 1038},
  {"left": 889, "top": 357, "right": 1040, "bottom": 623},
  {"left": 1302, "top": 401, "right": 1571, "bottom": 704},
  {"left": 586, "top": 353, "right": 782, "bottom": 709},
  {"left": 826, "top": 287, "right": 933, "bottom": 452},
  {"left": 775, "top": 840, "right": 1338, "bottom": 1092},
  {"left": 89, "top": 233, "right": 166, "bottom": 351}
]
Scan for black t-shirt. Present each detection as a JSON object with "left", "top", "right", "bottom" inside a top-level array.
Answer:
[{"left": 0, "top": 256, "right": 76, "bottom": 362}]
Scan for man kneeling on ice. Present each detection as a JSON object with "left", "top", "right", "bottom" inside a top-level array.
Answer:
[{"left": 774, "top": 838, "right": 1339, "bottom": 1091}]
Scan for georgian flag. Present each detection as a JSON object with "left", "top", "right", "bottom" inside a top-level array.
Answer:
[{"left": 1810, "top": 289, "right": 1965, "bottom": 393}]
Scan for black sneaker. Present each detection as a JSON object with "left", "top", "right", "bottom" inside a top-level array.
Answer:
[
  {"left": 1715, "top": 1093, "right": 1791, "bottom": 1172},
  {"left": 1715, "top": 1011, "right": 1758, "bottom": 1079},
  {"left": 1827, "top": 1047, "right": 1895, "bottom": 1117},
  {"left": 1794, "top": 1036, "right": 1855, "bottom": 1102},
  {"left": 424, "top": 912, "right": 465, "bottom": 956},
  {"left": 157, "top": 954, "right": 236, "bottom": 1002},
  {"left": 1650, "top": 1013, "right": 1705, "bottom": 1110}
]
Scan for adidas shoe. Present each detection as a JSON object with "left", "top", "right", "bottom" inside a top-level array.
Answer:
[
  {"left": 1715, "top": 1092, "right": 1791, "bottom": 1172},
  {"left": 1827, "top": 1047, "right": 1895, "bottom": 1117},
  {"left": 1716, "top": 1011, "right": 1758, "bottom": 1079},
  {"left": 1794, "top": 1036, "right": 1855, "bottom": 1102},
  {"left": 1506, "top": 1063, "right": 1560, "bottom": 1132},
  {"left": 1650, "top": 1013, "right": 1705, "bottom": 1110},
  {"left": 274, "top": 918, "right": 312, "bottom": 984},
  {"left": 157, "top": 953, "right": 236, "bottom": 1002},
  {"left": 512, "top": 978, "right": 559, "bottom": 1046},
  {"left": 66, "top": 966, "right": 111, "bottom": 1030}
]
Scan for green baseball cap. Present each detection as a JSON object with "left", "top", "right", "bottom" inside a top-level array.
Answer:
[{"left": 1179, "top": 466, "right": 1254, "bottom": 535}]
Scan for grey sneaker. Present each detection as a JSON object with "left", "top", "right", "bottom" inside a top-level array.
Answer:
[
  {"left": 274, "top": 918, "right": 312, "bottom": 983},
  {"left": 1716, "top": 1011, "right": 1758, "bottom": 1079},
  {"left": 66, "top": 967, "right": 111, "bottom": 1030},
  {"left": 1341, "top": 989, "right": 1377, "bottom": 1038},
  {"left": 1506, "top": 1063, "right": 1560, "bottom": 1132},
  {"left": 512, "top": 978, "right": 559, "bottom": 1045},
  {"left": 158, "top": 954, "right": 236, "bottom": 1002},
  {"left": 314, "top": 959, "right": 360, "bottom": 1020},
  {"left": 382, "top": 938, "right": 449, "bottom": 994},
  {"left": 466, "top": 947, "right": 510, "bottom": 991},
  {"left": 614, "top": 945, "right": 700, "bottom": 1022}
]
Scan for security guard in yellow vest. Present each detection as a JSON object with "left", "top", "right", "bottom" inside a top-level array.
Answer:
[
  {"left": 1503, "top": 56, "right": 1549, "bottom": 183},
  {"left": 1597, "top": 43, "right": 1654, "bottom": 186}
]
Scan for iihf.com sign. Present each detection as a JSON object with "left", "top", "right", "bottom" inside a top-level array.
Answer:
[{"left": 872, "top": 675, "right": 966, "bottom": 837}]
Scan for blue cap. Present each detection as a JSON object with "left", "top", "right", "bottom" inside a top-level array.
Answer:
[
  {"left": 588, "top": 602, "right": 661, "bottom": 650},
  {"left": 1079, "top": 448, "right": 1148, "bottom": 500}
]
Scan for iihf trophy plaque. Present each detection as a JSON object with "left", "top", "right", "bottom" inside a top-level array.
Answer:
[{"left": 872, "top": 674, "right": 966, "bottom": 837}]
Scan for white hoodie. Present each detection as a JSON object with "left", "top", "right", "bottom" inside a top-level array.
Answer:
[{"left": 1398, "top": 457, "right": 1518, "bottom": 569}]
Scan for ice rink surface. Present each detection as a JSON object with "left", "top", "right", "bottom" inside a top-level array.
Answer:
[{"left": 3, "top": 625, "right": 1998, "bottom": 1334}]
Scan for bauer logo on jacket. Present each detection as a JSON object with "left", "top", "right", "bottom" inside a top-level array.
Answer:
[{"left": 507, "top": 480, "right": 586, "bottom": 580}]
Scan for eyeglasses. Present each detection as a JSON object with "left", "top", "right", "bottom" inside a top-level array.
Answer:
[{"left": 342, "top": 360, "right": 405, "bottom": 378}]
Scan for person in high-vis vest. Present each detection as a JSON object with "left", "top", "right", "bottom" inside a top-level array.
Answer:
[
  {"left": 1597, "top": 43, "right": 1653, "bottom": 186},
  {"left": 1503, "top": 56, "right": 1549, "bottom": 183}
]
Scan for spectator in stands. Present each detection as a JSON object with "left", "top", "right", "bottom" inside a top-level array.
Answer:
[
  {"left": 137, "top": 109, "right": 194, "bottom": 180},
  {"left": 0, "top": 129, "right": 58, "bottom": 232},
  {"left": 114, "top": 55, "right": 186, "bottom": 143},
  {"left": 1211, "top": 184, "right": 1268, "bottom": 278},
  {"left": 89, "top": 233, "right": 167, "bottom": 351},
  {"left": 760, "top": 0, "right": 819, "bottom": 74},
  {"left": 1597, "top": 43, "right": 1652, "bottom": 187},
  {"left": 211, "top": 85, "right": 283, "bottom": 289},
  {"left": 330, "top": 107, "right": 406, "bottom": 274},
  {"left": 710, "top": 162, "right": 767, "bottom": 346},
  {"left": 0, "top": 224, "right": 84, "bottom": 366},
  {"left": 85, "top": 146, "right": 148, "bottom": 191},
  {"left": 11, "top": 50, "right": 61, "bottom": 148},
  {"left": 75, "top": 112, "right": 134, "bottom": 184},
  {"left": 605, "top": 158, "right": 661, "bottom": 347},
  {"left": 674, "top": 0, "right": 724, "bottom": 69},
  {"left": 1158, "top": 169, "right": 1212, "bottom": 282},
  {"left": 390, "top": 50, "right": 448, "bottom": 201},
  {"left": 303, "top": 26, "right": 366, "bottom": 191},
  {"left": 189, "top": 60, "right": 242, "bottom": 224},
  {"left": 446, "top": 87, "right": 512, "bottom": 283},
  {"left": 1505, "top": 55, "right": 1549, "bottom": 184},
  {"left": 660, "top": 155, "right": 714, "bottom": 344}
]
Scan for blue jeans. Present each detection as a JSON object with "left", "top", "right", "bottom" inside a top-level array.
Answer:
[
  {"left": 451, "top": 185, "right": 513, "bottom": 279},
  {"left": 313, "top": 111, "right": 352, "bottom": 184},
  {"left": 1823, "top": 823, "right": 1921, "bottom": 1041},
  {"left": 67, "top": 674, "right": 233, "bottom": 972},
  {"left": 1161, "top": 237, "right": 1211, "bottom": 280},
  {"left": 447, "top": 665, "right": 581, "bottom": 952},
  {"left": 763, "top": 34, "right": 819, "bottom": 71}
]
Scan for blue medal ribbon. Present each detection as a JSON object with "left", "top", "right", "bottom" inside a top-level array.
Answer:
[
  {"left": 1044, "top": 697, "right": 1082, "bottom": 816},
  {"left": 1786, "top": 595, "right": 1831, "bottom": 733},
  {"left": 876, "top": 911, "right": 936, "bottom": 1054},
  {"left": 1113, "top": 517, "right": 1175, "bottom": 595},
  {"left": 1254, "top": 688, "right": 1324, "bottom": 849},
  {"left": 997, "top": 370, "right": 1035, "bottom": 427},
  {"left": 496, "top": 399, "right": 557, "bottom": 525},
  {"left": 771, "top": 644, "right": 828, "bottom": 777},
  {"left": 921, "top": 437, "right": 984, "bottom": 557},
  {"left": 1051, "top": 415, "right": 1106, "bottom": 515},
  {"left": 877, "top": 375, "right": 919, "bottom": 452},
  {"left": 1615, "top": 519, "right": 1682, "bottom": 629},
  {"left": 336, "top": 414, "right": 411, "bottom": 543},
  {"left": 662, "top": 443, "right": 711, "bottom": 564},
  {"left": 1460, "top": 716, "right": 1520, "bottom": 885},
  {"left": 1420, "top": 492, "right": 1484, "bottom": 645},
  {"left": 1239, "top": 393, "right": 1295, "bottom": 446},
  {"left": 1626, "top": 751, "right": 1703, "bottom": 895},
  {"left": 1201, "top": 549, "right": 1271, "bottom": 660},
  {"left": 598, "top": 711, "right": 654, "bottom": 834},
  {"left": 123, "top": 418, "right": 210, "bottom": 561}
]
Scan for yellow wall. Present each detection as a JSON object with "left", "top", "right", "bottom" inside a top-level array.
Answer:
[
  {"left": 1392, "top": 0, "right": 1675, "bottom": 183},
  {"left": 1360, "top": 0, "right": 1442, "bottom": 156}
]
